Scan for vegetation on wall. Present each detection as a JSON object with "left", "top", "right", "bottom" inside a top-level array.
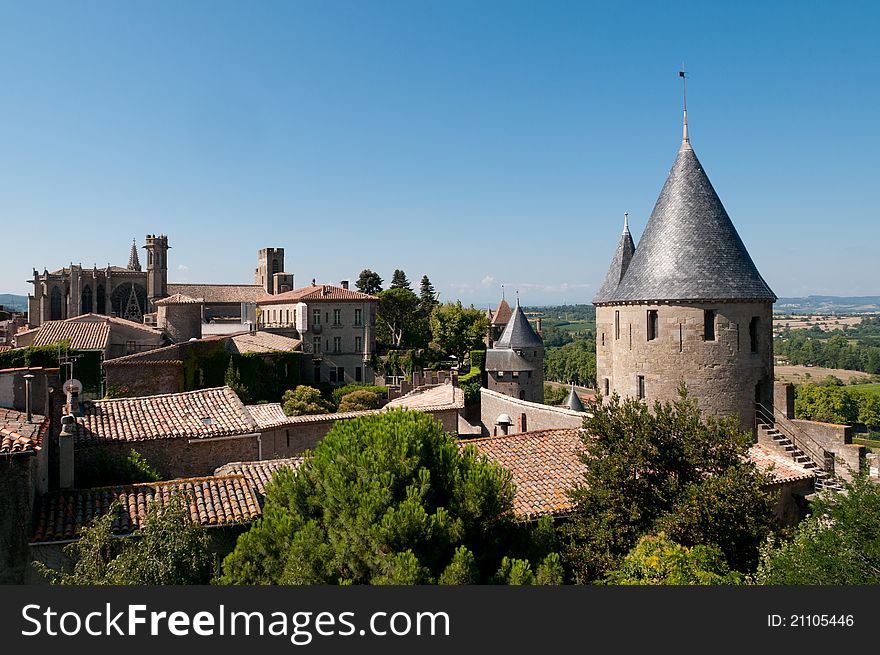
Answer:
[
  {"left": 795, "top": 382, "right": 880, "bottom": 427},
  {"left": 79, "top": 449, "right": 164, "bottom": 488}
]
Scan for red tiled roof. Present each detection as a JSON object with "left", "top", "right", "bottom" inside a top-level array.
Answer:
[
  {"left": 258, "top": 284, "right": 378, "bottom": 304},
  {"left": 154, "top": 293, "right": 203, "bottom": 305},
  {"left": 31, "top": 474, "right": 262, "bottom": 543},
  {"left": 748, "top": 444, "right": 817, "bottom": 483},
  {"left": 214, "top": 458, "right": 304, "bottom": 496},
  {"left": 386, "top": 383, "right": 464, "bottom": 412},
  {"left": 168, "top": 283, "right": 265, "bottom": 304},
  {"left": 227, "top": 331, "right": 301, "bottom": 354},
  {"left": 245, "top": 403, "right": 288, "bottom": 429},
  {"left": 75, "top": 386, "right": 257, "bottom": 445},
  {"left": 492, "top": 298, "right": 513, "bottom": 326},
  {"left": 32, "top": 320, "right": 110, "bottom": 350},
  {"left": 458, "top": 429, "right": 586, "bottom": 519},
  {"left": 67, "top": 313, "right": 162, "bottom": 337},
  {"left": 0, "top": 408, "right": 49, "bottom": 457}
]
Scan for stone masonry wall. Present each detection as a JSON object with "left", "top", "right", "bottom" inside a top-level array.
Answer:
[
  {"left": 788, "top": 418, "right": 863, "bottom": 482},
  {"left": 596, "top": 301, "right": 773, "bottom": 430},
  {"left": 104, "top": 361, "right": 183, "bottom": 397},
  {"left": 0, "top": 455, "right": 38, "bottom": 583},
  {"left": 480, "top": 388, "right": 585, "bottom": 436}
]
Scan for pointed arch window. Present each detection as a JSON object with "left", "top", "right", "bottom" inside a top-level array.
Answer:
[
  {"left": 81, "top": 286, "right": 93, "bottom": 314},
  {"left": 50, "top": 287, "right": 63, "bottom": 320},
  {"left": 96, "top": 284, "right": 106, "bottom": 314}
]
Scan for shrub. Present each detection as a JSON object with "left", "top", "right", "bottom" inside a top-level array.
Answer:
[{"left": 337, "top": 389, "right": 380, "bottom": 412}]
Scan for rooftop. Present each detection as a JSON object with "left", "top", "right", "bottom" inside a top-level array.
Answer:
[
  {"left": 74, "top": 386, "right": 257, "bottom": 446},
  {"left": 31, "top": 319, "right": 110, "bottom": 351},
  {"left": 258, "top": 283, "right": 378, "bottom": 304},
  {"left": 493, "top": 299, "right": 543, "bottom": 350},
  {"left": 0, "top": 408, "right": 49, "bottom": 457},
  {"left": 385, "top": 383, "right": 464, "bottom": 412},
  {"left": 226, "top": 331, "right": 302, "bottom": 354},
  {"left": 31, "top": 474, "right": 262, "bottom": 543},
  {"left": 214, "top": 457, "right": 304, "bottom": 496},
  {"left": 167, "top": 283, "right": 265, "bottom": 304},
  {"left": 748, "top": 443, "right": 817, "bottom": 484}
]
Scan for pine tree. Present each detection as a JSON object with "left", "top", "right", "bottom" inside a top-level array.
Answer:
[
  {"left": 419, "top": 275, "right": 438, "bottom": 310},
  {"left": 390, "top": 269, "right": 411, "bottom": 290},
  {"left": 355, "top": 269, "right": 383, "bottom": 295}
]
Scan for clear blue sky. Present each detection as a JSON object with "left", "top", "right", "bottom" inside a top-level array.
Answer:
[{"left": 1, "top": 0, "right": 878, "bottom": 306}]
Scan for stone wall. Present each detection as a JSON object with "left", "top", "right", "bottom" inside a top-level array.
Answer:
[
  {"left": 75, "top": 435, "right": 260, "bottom": 483},
  {"left": 767, "top": 478, "right": 814, "bottom": 527},
  {"left": 788, "top": 418, "right": 863, "bottom": 482},
  {"left": 596, "top": 301, "right": 774, "bottom": 430},
  {"left": 480, "top": 388, "right": 585, "bottom": 436},
  {"left": 104, "top": 360, "right": 183, "bottom": 397},
  {"left": 0, "top": 367, "right": 59, "bottom": 416},
  {"left": 0, "top": 455, "right": 38, "bottom": 583}
]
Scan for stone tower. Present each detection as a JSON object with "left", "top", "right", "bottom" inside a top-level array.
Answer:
[
  {"left": 143, "top": 234, "right": 170, "bottom": 305},
  {"left": 594, "top": 110, "right": 776, "bottom": 430},
  {"left": 485, "top": 299, "right": 545, "bottom": 403},
  {"left": 155, "top": 293, "right": 203, "bottom": 343},
  {"left": 255, "top": 248, "right": 291, "bottom": 295}
]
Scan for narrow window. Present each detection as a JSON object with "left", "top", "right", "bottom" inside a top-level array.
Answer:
[
  {"left": 312, "top": 308, "right": 321, "bottom": 325},
  {"left": 329, "top": 368, "right": 337, "bottom": 383},
  {"left": 314, "top": 365, "right": 321, "bottom": 382},
  {"left": 333, "top": 308, "right": 342, "bottom": 326},
  {"left": 647, "top": 310, "right": 658, "bottom": 341},
  {"left": 313, "top": 336, "right": 321, "bottom": 353},
  {"left": 749, "top": 317, "right": 759, "bottom": 353},
  {"left": 519, "top": 390, "right": 526, "bottom": 400},
  {"left": 637, "top": 375, "right": 645, "bottom": 400},
  {"left": 604, "top": 378, "right": 610, "bottom": 396},
  {"left": 615, "top": 311, "right": 620, "bottom": 340},
  {"left": 337, "top": 366, "right": 345, "bottom": 382},
  {"left": 354, "top": 308, "right": 362, "bottom": 326},
  {"left": 355, "top": 366, "right": 362, "bottom": 382},
  {"left": 355, "top": 336, "right": 363, "bottom": 353},
  {"left": 333, "top": 336, "right": 341, "bottom": 353},
  {"left": 704, "top": 310, "right": 716, "bottom": 341},
  {"left": 286, "top": 429, "right": 290, "bottom": 449},
  {"left": 601, "top": 332, "right": 605, "bottom": 347}
]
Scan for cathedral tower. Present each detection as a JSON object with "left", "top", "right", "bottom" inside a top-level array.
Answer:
[
  {"left": 144, "top": 234, "right": 170, "bottom": 304},
  {"left": 255, "top": 248, "right": 292, "bottom": 295},
  {"left": 594, "top": 106, "right": 776, "bottom": 430}
]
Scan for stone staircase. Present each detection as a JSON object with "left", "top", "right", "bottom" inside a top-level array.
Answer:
[{"left": 757, "top": 421, "right": 845, "bottom": 493}]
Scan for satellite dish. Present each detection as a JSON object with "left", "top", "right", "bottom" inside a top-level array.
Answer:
[{"left": 62, "top": 379, "right": 83, "bottom": 394}]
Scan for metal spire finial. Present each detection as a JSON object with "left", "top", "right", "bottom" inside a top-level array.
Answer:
[
  {"left": 623, "top": 212, "right": 629, "bottom": 232},
  {"left": 679, "top": 67, "right": 691, "bottom": 149}
]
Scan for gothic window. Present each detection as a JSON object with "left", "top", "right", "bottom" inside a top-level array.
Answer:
[
  {"left": 50, "top": 287, "right": 63, "bottom": 320},
  {"left": 96, "top": 284, "right": 106, "bottom": 314},
  {"left": 81, "top": 286, "right": 93, "bottom": 314}
]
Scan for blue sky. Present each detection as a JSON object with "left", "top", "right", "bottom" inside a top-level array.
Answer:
[{"left": 1, "top": 1, "right": 877, "bottom": 306}]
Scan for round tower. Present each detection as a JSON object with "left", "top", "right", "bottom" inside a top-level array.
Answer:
[
  {"left": 485, "top": 299, "right": 545, "bottom": 403},
  {"left": 155, "top": 293, "right": 203, "bottom": 343},
  {"left": 593, "top": 114, "right": 775, "bottom": 430}
]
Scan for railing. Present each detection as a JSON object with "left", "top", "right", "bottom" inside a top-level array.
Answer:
[{"left": 755, "top": 401, "right": 829, "bottom": 473}]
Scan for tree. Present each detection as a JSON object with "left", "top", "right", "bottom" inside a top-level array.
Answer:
[
  {"left": 390, "top": 269, "right": 411, "bottom": 290},
  {"left": 755, "top": 475, "right": 880, "bottom": 584},
  {"left": 429, "top": 301, "right": 490, "bottom": 362},
  {"left": 35, "top": 494, "right": 213, "bottom": 585},
  {"left": 857, "top": 393, "right": 880, "bottom": 428},
  {"left": 564, "top": 387, "right": 776, "bottom": 583},
  {"left": 337, "top": 389, "right": 380, "bottom": 412},
  {"left": 225, "top": 357, "right": 249, "bottom": 402},
  {"left": 794, "top": 383, "right": 859, "bottom": 424},
  {"left": 604, "top": 534, "right": 742, "bottom": 585},
  {"left": 219, "top": 410, "right": 562, "bottom": 584},
  {"left": 544, "top": 339, "right": 597, "bottom": 388},
  {"left": 355, "top": 269, "right": 383, "bottom": 295},
  {"left": 282, "top": 385, "right": 333, "bottom": 416},
  {"left": 419, "top": 275, "right": 438, "bottom": 311},
  {"left": 376, "top": 287, "right": 429, "bottom": 349}
]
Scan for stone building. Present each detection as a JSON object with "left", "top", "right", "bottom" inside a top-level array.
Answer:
[
  {"left": 594, "top": 113, "right": 776, "bottom": 430},
  {"left": 255, "top": 282, "right": 379, "bottom": 385},
  {"left": 485, "top": 299, "right": 545, "bottom": 404}
]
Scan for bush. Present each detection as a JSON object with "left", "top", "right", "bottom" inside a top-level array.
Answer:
[
  {"left": 337, "top": 389, "right": 380, "bottom": 412},
  {"left": 458, "top": 366, "right": 482, "bottom": 406},
  {"left": 330, "top": 384, "right": 388, "bottom": 407},
  {"left": 81, "top": 449, "right": 163, "bottom": 488},
  {"left": 282, "top": 385, "right": 334, "bottom": 416}
]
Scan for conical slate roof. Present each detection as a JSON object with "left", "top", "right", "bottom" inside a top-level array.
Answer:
[
  {"left": 128, "top": 239, "right": 142, "bottom": 272},
  {"left": 495, "top": 300, "right": 543, "bottom": 349},
  {"left": 599, "top": 141, "right": 776, "bottom": 304},
  {"left": 593, "top": 217, "right": 636, "bottom": 303},
  {"left": 564, "top": 384, "right": 586, "bottom": 412}
]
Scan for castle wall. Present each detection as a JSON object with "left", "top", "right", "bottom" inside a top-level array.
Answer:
[
  {"left": 596, "top": 301, "right": 773, "bottom": 430},
  {"left": 480, "top": 388, "right": 585, "bottom": 436}
]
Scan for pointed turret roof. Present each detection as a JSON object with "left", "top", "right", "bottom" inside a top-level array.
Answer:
[
  {"left": 491, "top": 297, "right": 513, "bottom": 327},
  {"left": 495, "top": 299, "right": 543, "bottom": 349},
  {"left": 593, "top": 214, "right": 636, "bottom": 303},
  {"left": 599, "top": 126, "right": 776, "bottom": 304},
  {"left": 128, "top": 239, "right": 142, "bottom": 272},
  {"left": 563, "top": 383, "right": 586, "bottom": 412}
]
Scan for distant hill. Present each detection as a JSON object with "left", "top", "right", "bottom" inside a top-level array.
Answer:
[
  {"left": 775, "top": 296, "right": 880, "bottom": 314},
  {"left": 0, "top": 294, "right": 27, "bottom": 313}
]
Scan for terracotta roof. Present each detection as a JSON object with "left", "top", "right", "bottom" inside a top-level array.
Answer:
[
  {"left": 31, "top": 474, "right": 262, "bottom": 543},
  {"left": 258, "top": 284, "right": 378, "bottom": 304},
  {"left": 75, "top": 386, "right": 257, "bottom": 445},
  {"left": 245, "top": 403, "right": 288, "bottom": 429},
  {"left": 167, "top": 283, "right": 265, "bottom": 304},
  {"left": 458, "top": 429, "right": 586, "bottom": 519},
  {"left": 748, "top": 444, "right": 817, "bottom": 484},
  {"left": 385, "top": 383, "right": 464, "bottom": 412},
  {"left": 227, "top": 331, "right": 302, "bottom": 354},
  {"left": 154, "top": 293, "right": 203, "bottom": 305},
  {"left": 253, "top": 407, "right": 385, "bottom": 430},
  {"left": 0, "top": 408, "right": 49, "bottom": 457},
  {"left": 491, "top": 298, "right": 513, "bottom": 326},
  {"left": 32, "top": 320, "right": 110, "bottom": 350},
  {"left": 214, "top": 458, "right": 304, "bottom": 496}
]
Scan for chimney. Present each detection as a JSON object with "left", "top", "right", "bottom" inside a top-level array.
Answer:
[
  {"left": 535, "top": 317, "right": 542, "bottom": 334},
  {"left": 59, "top": 415, "right": 76, "bottom": 489},
  {"left": 23, "top": 373, "right": 35, "bottom": 422},
  {"left": 341, "top": 280, "right": 349, "bottom": 290}
]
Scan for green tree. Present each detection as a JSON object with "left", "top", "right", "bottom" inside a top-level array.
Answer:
[
  {"left": 794, "top": 383, "right": 859, "bottom": 424},
  {"left": 355, "top": 269, "right": 383, "bottom": 295},
  {"left": 219, "top": 410, "right": 562, "bottom": 584},
  {"left": 604, "top": 534, "right": 742, "bottom": 585},
  {"left": 390, "top": 269, "right": 411, "bottom": 290},
  {"left": 419, "top": 275, "right": 439, "bottom": 311},
  {"left": 376, "top": 287, "right": 429, "bottom": 349},
  {"left": 35, "top": 494, "right": 213, "bottom": 585},
  {"left": 337, "top": 389, "right": 380, "bottom": 412},
  {"left": 282, "top": 385, "right": 333, "bottom": 416},
  {"left": 754, "top": 475, "right": 880, "bottom": 584},
  {"left": 225, "top": 357, "right": 249, "bottom": 402},
  {"left": 857, "top": 393, "right": 880, "bottom": 428},
  {"left": 429, "top": 301, "right": 490, "bottom": 362},
  {"left": 564, "top": 388, "right": 776, "bottom": 583},
  {"left": 544, "top": 339, "right": 597, "bottom": 388}
]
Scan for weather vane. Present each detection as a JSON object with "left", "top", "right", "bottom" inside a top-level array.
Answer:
[{"left": 679, "top": 65, "right": 689, "bottom": 144}]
